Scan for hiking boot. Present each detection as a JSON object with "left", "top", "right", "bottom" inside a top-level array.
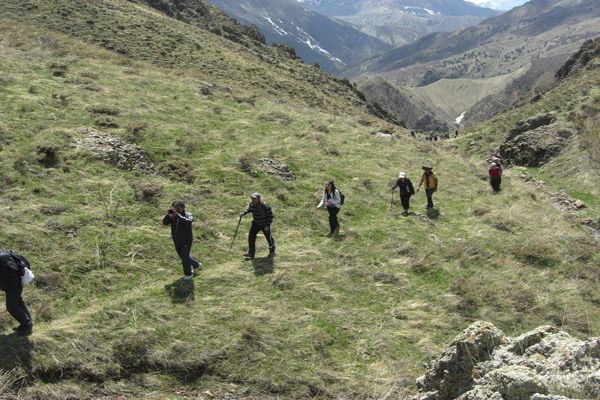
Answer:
[
  {"left": 244, "top": 253, "right": 255, "bottom": 260},
  {"left": 327, "top": 231, "right": 334, "bottom": 238},
  {"left": 183, "top": 275, "right": 193, "bottom": 281},
  {"left": 16, "top": 324, "right": 33, "bottom": 336},
  {"left": 268, "top": 245, "right": 276, "bottom": 257}
]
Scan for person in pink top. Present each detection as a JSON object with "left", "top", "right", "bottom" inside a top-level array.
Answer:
[{"left": 489, "top": 162, "right": 503, "bottom": 192}]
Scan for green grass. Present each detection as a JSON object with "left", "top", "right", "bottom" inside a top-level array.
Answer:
[{"left": 0, "top": 2, "right": 599, "bottom": 399}]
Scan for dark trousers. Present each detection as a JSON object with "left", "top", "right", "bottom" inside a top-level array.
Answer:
[
  {"left": 425, "top": 189, "right": 435, "bottom": 208},
  {"left": 327, "top": 207, "right": 339, "bottom": 233},
  {"left": 174, "top": 241, "right": 199, "bottom": 277},
  {"left": 248, "top": 223, "right": 275, "bottom": 257},
  {"left": 400, "top": 194, "right": 411, "bottom": 211},
  {"left": 490, "top": 176, "right": 501, "bottom": 192},
  {"left": 4, "top": 286, "right": 32, "bottom": 327}
]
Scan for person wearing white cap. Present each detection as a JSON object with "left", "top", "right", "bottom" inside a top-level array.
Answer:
[
  {"left": 392, "top": 172, "right": 415, "bottom": 215},
  {"left": 240, "top": 192, "right": 275, "bottom": 260}
]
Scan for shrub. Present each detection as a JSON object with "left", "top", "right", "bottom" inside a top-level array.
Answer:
[{"left": 158, "top": 156, "right": 195, "bottom": 183}]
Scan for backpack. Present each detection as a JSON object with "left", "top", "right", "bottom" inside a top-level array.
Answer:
[
  {"left": 0, "top": 250, "right": 30, "bottom": 277},
  {"left": 339, "top": 191, "right": 345, "bottom": 206}
]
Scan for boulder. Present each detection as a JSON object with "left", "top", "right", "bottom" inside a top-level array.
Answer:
[
  {"left": 414, "top": 321, "right": 505, "bottom": 399},
  {"left": 410, "top": 322, "right": 600, "bottom": 400},
  {"left": 478, "top": 366, "right": 548, "bottom": 400}
]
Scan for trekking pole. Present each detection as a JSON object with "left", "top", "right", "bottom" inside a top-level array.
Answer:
[
  {"left": 389, "top": 188, "right": 394, "bottom": 210},
  {"left": 229, "top": 215, "right": 243, "bottom": 253}
]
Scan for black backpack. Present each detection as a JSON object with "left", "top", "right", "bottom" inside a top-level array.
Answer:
[
  {"left": 339, "top": 191, "right": 345, "bottom": 206},
  {"left": 0, "top": 250, "right": 30, "bottom": 276}
]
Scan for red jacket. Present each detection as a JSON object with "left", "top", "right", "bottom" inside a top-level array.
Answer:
[{"left": 489, "top": 166, "right": 502, "bottom": 177}]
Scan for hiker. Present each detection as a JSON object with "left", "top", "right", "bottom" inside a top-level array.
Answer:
[
  {"left": 317, "top": 180, "right": 342, "bottom": 236},
  {"left": 417, "top": 165, "right": 438, "bottom": 208},
  {"left": 392, "top": 172, "right": 415, "bottom": 215},
  {"left": 489, "top": 162, "right": 503, "bottom": 192},
  {"left": 240, "top": 192, "right": 275, "bottom": 260},
  {"left": 163, "top": 200, "right": 201, "bottom": 280},
  {"left": 0, "top": 251, "right": 33, "bottom": 335}
]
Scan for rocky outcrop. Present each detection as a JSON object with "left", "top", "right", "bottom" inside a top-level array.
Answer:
[
  {"left": 556, "top": 37, "right": 600, "bottom": 81},
  {"left": 505, "top": 114, "right": 555, "bottom": 140},
  {"left": 411, "top": 322, "right": 600, "bottom": 400},
  {"left": 257, "top": 158, "right": 295, "bottom": 181},
  {"left": 498, "top": 114, "right": 574, "bottom": 167},
  {"left": 74, "top": 127, "right": 154, "bottom": 172}
]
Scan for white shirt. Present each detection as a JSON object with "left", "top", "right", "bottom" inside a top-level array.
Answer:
[{"left": 318, "top": 189, "right": 341, "bottom": 209}]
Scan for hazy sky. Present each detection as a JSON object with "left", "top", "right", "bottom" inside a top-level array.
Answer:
[{"left": 468, "top": 0, "right": 529, "bottom": 10}]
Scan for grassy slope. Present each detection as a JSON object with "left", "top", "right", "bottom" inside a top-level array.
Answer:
[{"left": 0, "top": 2, "right": 599, "bottom": 400}]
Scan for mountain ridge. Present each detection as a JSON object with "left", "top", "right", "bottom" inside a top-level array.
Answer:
[
  {"left": 206, "top": 0, "right": 392, "bottom": 72},
  {"left": 297, "top": 0, "right": 501, "bottom": 47},
  {"left": 344, "top": 0, "right": 600, "bottom": 128}
]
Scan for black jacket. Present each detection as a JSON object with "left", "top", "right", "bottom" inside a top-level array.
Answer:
[
  {"left": 0, "top": 251, "right": 23, "bottom": 291},
  {"left": 163, "top": 211, "right": 194, "bottom": 244},
  {"left": 393, "top": 178, "right": 414, "bottom": 198},
  {"left": 243, "top": 202, "right": 273, "bottom": 226}
]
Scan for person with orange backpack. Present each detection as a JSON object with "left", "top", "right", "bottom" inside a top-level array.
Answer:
[{"left": 417, "top": 165, "right": 438, "bottom": 209}]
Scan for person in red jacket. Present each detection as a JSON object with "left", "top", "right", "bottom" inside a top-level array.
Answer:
[{"left": 489, "top": 162, "right": 502, "bottom": 192}]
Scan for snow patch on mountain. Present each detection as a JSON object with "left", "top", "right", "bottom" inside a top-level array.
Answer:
[
  {"left": 294, "top": 25, "right": 344, "bottom": 64},
  {"left": 402, "top": 6, "right": 441, "bottom": 16},
  {"left": 263, "top": 16, "right": 288, "bottom": 36},
  {"left": 261, "top": 15, "right": 345, "bottom": 64}
]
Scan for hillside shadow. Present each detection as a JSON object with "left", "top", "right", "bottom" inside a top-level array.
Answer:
[
  {"left": 0, "top": 332, "right": 32, "bottom": 372},
  {"left": 252, "top": 257, "right": 275, "bottom": 276},
  {"left": 164, "top": 278, "right": 195, "bottom": 304},
  {"left": 427, "top": 208, "right": 440, "bottom": 220}
]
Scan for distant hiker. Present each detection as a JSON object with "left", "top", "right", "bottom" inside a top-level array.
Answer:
[
  {"left": 0, "top": 250, "right": 33, "bottom": 335},
  {"left": 163, "top": 200, "right": 201, "bottom": 280},
  {"left": 392, "top": 172, "right": 415, "bottom": 215},
  {"left": 417, "top": 165, "right": 438, "bottom": 208},
  {"left": 240, "top": 192, "right": 275, "bottom": 260},
  {"left": 489, "top": 162, "right": 503, "bottom": 192},
  {"left": 317, "top": 180, "right": 342, "bottom": 236}
]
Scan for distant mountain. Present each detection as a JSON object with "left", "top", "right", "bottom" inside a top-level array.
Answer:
[
  {"left": 344, "top": 0, "right": 600, "bottom": 128},
  {"left": 296, "top": 0, "right": 501, "bottom": 46},
  {"left": 298, "top": 0, "right": 499, "bottom": 17},
  {"left": 206, "top": 0, "right": 392, "bottom": 73}
]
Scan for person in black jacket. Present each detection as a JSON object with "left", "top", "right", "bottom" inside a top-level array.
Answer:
[
  {"left": 392, "top": 172, "right": 415, "bottom": 215},
  {"left": 163, "top": 200, "right": 201, "bottom": 280},
  {"left": 240, "top": 192, "right": 275, "bottom": 260},
  {"left": 0, "top": 251, "right": 33, "bottom": 335}
]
